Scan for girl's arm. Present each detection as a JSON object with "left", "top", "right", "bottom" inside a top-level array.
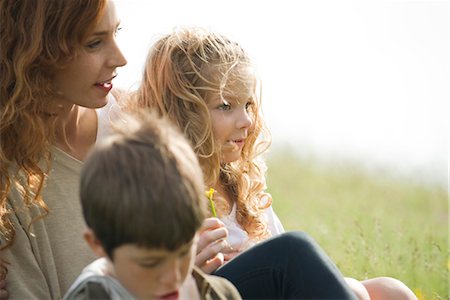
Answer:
[{"left": 263, "top": 205, "right": 285, "bottom": 236}]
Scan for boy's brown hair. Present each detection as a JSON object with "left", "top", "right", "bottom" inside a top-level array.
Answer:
[{"left": 80, "top": 111, "right": 206, "bottom": 258}]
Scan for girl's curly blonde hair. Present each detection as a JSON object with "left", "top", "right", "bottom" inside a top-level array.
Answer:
[
  {"left": 131, "top": 28, "right": 272, "bottom": 241},
  {"left": 0, "top": 0, "right": 107, "bottom": 266}
]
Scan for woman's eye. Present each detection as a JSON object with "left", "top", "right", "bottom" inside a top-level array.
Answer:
[
  {"left": 245, "top": 101, "right": 253, "bottom": 111},
  {"left": 114, "top": 27, "right": 122, "bottom": 37},
  {"left": 87, "top": 39, "right": 102, "bottom": 49}
]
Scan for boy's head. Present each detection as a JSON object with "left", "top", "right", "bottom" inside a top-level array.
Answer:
[{"left": 80, "top": 111, "right": 206, "bottom": 299}]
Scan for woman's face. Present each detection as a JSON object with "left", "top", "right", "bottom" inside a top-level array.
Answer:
[{"left": 52, "top": 1, "right": 127, "bottom": 109}]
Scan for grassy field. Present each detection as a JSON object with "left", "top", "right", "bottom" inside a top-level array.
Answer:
[{"left": 266, "top": 150, "right": 448, "bottom": 300}]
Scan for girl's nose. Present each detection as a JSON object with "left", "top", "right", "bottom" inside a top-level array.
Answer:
[{"left": 236, "top": 107, "right": 253, "bottom": 129}]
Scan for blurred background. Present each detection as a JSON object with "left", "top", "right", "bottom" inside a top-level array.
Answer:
[{"left": 114, "top": 1, "right": 448, "bottom": 298}]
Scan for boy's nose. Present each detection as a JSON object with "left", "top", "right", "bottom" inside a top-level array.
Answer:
[{"left": 159, "top": 260, "right": 182, "bottom": 285}]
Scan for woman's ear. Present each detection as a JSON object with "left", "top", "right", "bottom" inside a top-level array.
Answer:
[{"left": 84, "top": 228, "right": 108, "bottom": 258}]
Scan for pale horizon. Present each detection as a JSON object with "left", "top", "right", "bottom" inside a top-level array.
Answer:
[{"left": 114, "top": 0, "right": 448, "bottom": 187}]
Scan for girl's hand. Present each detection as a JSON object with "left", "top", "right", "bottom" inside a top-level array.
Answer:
[
  {"left": 195, "top": 218, "right": 232, "bottom": 274},
  {"left": 223, "top": 251, "right": 241, "bottom": 262}
]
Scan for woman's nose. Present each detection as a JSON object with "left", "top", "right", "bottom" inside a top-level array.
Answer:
[{"left": 108, "top": 40, "right": 127, "bottom": 68}]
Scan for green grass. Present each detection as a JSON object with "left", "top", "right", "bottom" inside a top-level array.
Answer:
[{"left": 266, "top": 149, "right": 448, "bottom": 300}]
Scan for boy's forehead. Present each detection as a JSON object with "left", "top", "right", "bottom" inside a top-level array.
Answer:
[{"left": 118, "top": 235, "right": 198, "bottom": 258}]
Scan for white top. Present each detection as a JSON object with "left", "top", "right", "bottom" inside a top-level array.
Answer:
[
  {"left": 96, "top": 93, "right": 122, "bottom": 142},
  {"left": 220, "top": 204, "right": 285, "bottom": 251}
]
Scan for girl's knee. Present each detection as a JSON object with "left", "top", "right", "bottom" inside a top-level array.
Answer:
[
  {"left": 361, "top": 277, "right": 417, "bottom": 300},
  {"left": 268, "top": 232, "right": 332, "bottom": 266},
  {"left": 345, "top": 277, "right": 370, "bottom": 300},
  {"left": 272, "top": 231, "right": 316, "bottom": 251}
]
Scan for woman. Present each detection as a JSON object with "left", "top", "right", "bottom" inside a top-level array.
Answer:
[{"left": 0, "top": 0, "right": 126, "bottom": 298}]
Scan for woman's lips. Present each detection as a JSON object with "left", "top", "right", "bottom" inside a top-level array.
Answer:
[
  {"left": 94, "top": 82, "right": 113, "bottom": 93},
  {"left": 94, "top": 75, "right": 116, "bottom": 93}
]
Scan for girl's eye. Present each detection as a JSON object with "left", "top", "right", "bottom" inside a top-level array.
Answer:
[
  {"left": 245, "top": 101, "right": 253, "bottom": 111},
  {"left": 87, "top": 39, "right": 102, "bottom": 49},
  {"left": 218, "top": 102, "right": 231, "bottom": 111}
]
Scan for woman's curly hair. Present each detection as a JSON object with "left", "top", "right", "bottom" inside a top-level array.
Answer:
[
  {"left": 0, "top": 0, "right": 107, "bottom": 271},
  {"left": 131, "top": 28, "right": 272, "bottom": 241}
]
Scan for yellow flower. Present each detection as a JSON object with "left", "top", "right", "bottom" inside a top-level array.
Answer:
[
  {"left": 413, "top": 288, "right": 424, "bottom": 300},
  {"left": 206, "top": 188, "right": 217, "bottom": 217}
]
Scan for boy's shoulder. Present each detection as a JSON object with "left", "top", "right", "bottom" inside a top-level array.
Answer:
[
  {"left": 63, "top": 258, "right": 136, "bottom": 300},
  {"left": 64, "top": 259, "right": 242, "bottom": 300},
  {"left": 192, "top": 266, "right": 242, "bottom": 300},
  {"left": 63, "top": 275, "right": 135, "bottom": 300},
  {"left": 64, "top": 281, "right": 110, "bottom": 300}
]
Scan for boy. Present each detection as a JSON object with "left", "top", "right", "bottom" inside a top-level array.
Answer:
[{"left": 64, "top": 111, "right": 241, "bottom": 300}]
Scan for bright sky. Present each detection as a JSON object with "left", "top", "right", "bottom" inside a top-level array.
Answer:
[{"left": 114, "top": 0, "right": 448, "bottom": 186}]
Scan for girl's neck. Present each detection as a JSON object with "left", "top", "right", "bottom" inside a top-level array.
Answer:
[{"left": 54, "top": 105, "right": 98, "bottom": 161}]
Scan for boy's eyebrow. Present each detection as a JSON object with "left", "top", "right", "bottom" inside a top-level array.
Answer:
[
  {"left": 136, "top": 255, "right": 163, "bottom": 261},
  {"left": 135, "top": 242, "right": 194, "bottom": 261},
  {"left": 133, "top": 252, "right": 166, "bottom": 262}
]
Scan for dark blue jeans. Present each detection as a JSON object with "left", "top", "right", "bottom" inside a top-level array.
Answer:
[{"left": 214, "top": 231, "right": 357, "bottom": 300}]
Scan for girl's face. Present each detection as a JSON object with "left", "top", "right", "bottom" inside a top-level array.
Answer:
[
  {"left": 51, "top": 1, "right": 127, "bottom": 110},
  {"left": 111, "top": 235, "right": 198, "bottom": 300},
  {"left": 207, "top": 69, "right": 255, "bottom": 164}
]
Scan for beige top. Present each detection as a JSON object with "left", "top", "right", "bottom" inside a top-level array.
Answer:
[{"left": 1, "top": 96, "right": 119, "bottom": 299}]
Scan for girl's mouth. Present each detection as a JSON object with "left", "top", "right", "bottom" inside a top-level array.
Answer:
[
  {"left": 223, "top": 139, "right": 244, "bottom": 151},
  {"left": 232, "top": 139, "right": 245, "bottom": 147}
]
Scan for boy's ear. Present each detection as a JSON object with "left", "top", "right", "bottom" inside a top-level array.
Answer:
[{"left": 84, "top": 228, "right": 108, "bottom": 258}]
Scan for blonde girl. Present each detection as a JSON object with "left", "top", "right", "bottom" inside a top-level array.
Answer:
[
  {"left": 132, "top": 28, "right": 280, "bottom": 252},
  {"left": 0, "top": 0, "right": 126, "bottom": 298},
  {"left": 131, "top": 27, "right": 417, "bottom": 300}
]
